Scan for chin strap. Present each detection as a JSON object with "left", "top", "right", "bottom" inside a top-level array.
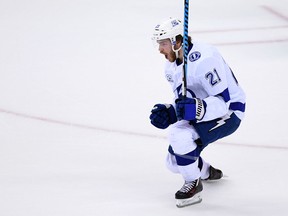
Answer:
[{"left": 172, "top": 44, "right": 182, "bottom": 59}]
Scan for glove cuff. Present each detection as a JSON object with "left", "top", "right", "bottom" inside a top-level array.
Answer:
[{"left": 195, "top": 98, "right": 206, "bottom": 120}]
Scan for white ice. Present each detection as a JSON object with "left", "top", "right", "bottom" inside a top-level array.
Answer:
[{"left": 0, "top": 0, "right": 288, "bottom": 215}]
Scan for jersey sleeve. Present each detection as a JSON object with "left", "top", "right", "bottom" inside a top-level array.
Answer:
[{"left": 196, "top": 57, "right": 231, "bottom": 121}]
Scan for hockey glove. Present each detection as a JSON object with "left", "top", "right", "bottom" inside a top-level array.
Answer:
[
  {"left": 150, "top": 104, "right": 177, "bottom": 129},
  {"left": 176, "top": 97, "right": 206, "bottom": 121}
]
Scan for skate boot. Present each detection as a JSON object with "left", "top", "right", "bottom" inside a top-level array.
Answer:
[
  {"left": 175, "top": 178, "right": 203, "bottom": 208},
  {"left": 204, "top": 165, "right": 223, "bottom": 180}
]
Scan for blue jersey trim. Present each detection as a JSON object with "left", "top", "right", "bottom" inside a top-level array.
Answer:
[
  {"left": 217, "top": 88, "right": 230, "bottom": 102},
  {"left": 190, "top": 112, "right": 241, "bottom": 146},
  {"left": 229, "top": 102, "right": 246, "bottom": 112}
]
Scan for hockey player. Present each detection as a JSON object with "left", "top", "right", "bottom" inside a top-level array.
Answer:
[{"left": 149, "top": 18, "right": 246, "bottom": 207}]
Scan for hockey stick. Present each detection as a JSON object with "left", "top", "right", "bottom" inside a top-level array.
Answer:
[{"left": 182, "top": 0, "right": 189, "bottom": 98}]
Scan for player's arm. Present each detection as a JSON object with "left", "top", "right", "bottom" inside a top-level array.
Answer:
[
  {"left": 176, "top": 57, "right": 230, "bottom": 122},
  {"left": 199, "top": 58, "right": 231, "bottom": 121}
]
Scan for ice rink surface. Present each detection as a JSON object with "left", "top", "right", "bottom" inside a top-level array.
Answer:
[{"left": 0, "top": 0, "right": 288, "bottom": 215}]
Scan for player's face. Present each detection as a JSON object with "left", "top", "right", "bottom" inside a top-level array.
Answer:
[{"left": 157, "top": 39, "right": 176, "bottom": 62}]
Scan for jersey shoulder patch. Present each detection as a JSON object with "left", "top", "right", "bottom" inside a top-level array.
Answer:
[{"left": 189, "top": 51, "right": 201, "bottom": 62}]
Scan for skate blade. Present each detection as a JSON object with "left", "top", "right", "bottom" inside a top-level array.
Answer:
[{"left": 176, "top": 193, "right": 202, "bottom": 208}]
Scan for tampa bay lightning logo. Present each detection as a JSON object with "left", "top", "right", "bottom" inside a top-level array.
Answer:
[
  {"left": 165, "top": 74, "right": 173, "bottom": 82},
  {"left": 189, "top": 51, "right": 201, "bottom": 62}
]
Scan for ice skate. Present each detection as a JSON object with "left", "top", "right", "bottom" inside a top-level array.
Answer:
[
  {"left": 204, "top": 165, "right": 223, "bottom": 180},
  {"left": 175, "top": 178, "right": 203, "bottom": 208}
]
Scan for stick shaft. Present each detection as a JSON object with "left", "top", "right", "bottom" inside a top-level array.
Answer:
[{"left": 182, "top": 0, "right": 189, "bottom": 97}]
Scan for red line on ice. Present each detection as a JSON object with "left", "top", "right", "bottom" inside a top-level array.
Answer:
[
  {"left": 1, "top": 108, "right": 287, "bottom": 150},
  {"left": 261, "top": 5, "right": 288, "bottom": 22}
]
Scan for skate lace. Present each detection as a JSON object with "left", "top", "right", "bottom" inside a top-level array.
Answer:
[{"left": 179, "top": 180, "right": 197, "bottom": 193}]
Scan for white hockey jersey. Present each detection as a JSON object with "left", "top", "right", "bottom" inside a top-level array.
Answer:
[{"left": 164, "top": 41, "right": 246, "bottom": 122}]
